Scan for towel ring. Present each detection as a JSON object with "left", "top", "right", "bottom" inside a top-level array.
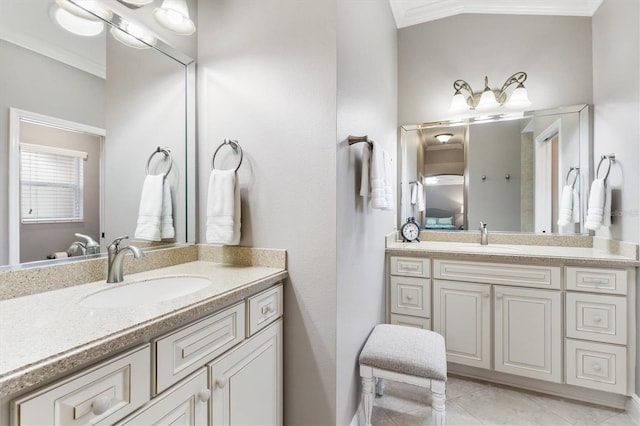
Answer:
[
  {"left": 566, "top": 167, "right": 579, "bottom": 188},
  {"left": 146, "top": 147, "right": 173, "bottom": 177},
  {"left": 212, "top": 139, "right": 243, "bottom": 172},
  {"left": 596, "top": 154, "right": 615, "bottom": 181}
]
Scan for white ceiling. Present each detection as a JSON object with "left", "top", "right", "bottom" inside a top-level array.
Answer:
[{"left": 388, "top": 0, "right": 604, "bottom": 28}]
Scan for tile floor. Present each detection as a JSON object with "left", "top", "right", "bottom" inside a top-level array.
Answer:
[{"left": 370, "top": 376, "right": 638, "bottom": 425}]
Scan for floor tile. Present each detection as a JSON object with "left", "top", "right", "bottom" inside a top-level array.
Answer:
[{"left": 527, "top": 393, "right": 624, "bottom": 425}]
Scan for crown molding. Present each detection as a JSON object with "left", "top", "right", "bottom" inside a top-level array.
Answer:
[{"left": 389, "top": 0, "right": 604, "bottom": 29}]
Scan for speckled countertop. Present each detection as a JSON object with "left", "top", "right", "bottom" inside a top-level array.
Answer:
[
  {"left": 386, "top": 233, "right": 639, "bottom": 267},
  {"left": 0, "top": 260, "right": 287, "bottom": 398}
]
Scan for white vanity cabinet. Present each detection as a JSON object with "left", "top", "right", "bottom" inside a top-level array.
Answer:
[
  {"left": 431, "top": 259, "right": 563, "bottom": 383},
  {"left": 10, "top": 283, "right": 285, "bottom": 426},
  {"left": 388, "top": 256, "right": 431, "bottom": 329}
]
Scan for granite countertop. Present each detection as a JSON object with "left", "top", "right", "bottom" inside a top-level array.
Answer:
[
  {"left": 0, "top": 261, "right": 288, "bottom": 398},
  {"left": 386, "top": 240, "right": 639, "bottom": 267}
]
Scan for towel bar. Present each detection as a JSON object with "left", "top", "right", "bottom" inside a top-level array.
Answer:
[
  {"left": 212, "top": 138, "right": 243, "bottom": 172},
  {"left": 565, "top": 166, "right": 579, "bottom": 188},
  {"left": 146, "top": 146, "right": 173, "bottom": 177},
  {"left": 596, "top": 154, "right": 615, "bottom": 181},
  {"left": 348, "top": 135, "right": 373, "bottom": 148}
]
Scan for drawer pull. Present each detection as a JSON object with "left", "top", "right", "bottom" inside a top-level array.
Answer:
[
  {"left": 592, "top": 315, "right": 602, "bottom": 323},
  {"left": 198, "top": 389, "right": 211, "bottom": 402},
  {"left": 584, "top": 277, "right": 608, "bottom": 285},
  {"left": 261, "top": 305, "right": 273, "bottom": 315},
  {"left": 401, "top": 264, "right": 419, "bottom": 271},
  {"left": 91, "top": 396, "right": 115, "bottom": 416},
  {"left": 592, "top": 363, "right": 602, "bottom": 372},
  {"left": 405, "top": 295, "right": 414, "bottom": 301},
  {"left": 216, "top": 377, "right": 228, "bottom": 389}
]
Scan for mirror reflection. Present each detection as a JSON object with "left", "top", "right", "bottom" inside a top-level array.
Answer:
[
  {"left": 399, "top": 105, "right": 591, "bottom": 235},
  {"left": 0, "top": 0, "right": 194, "bottom": 267}
]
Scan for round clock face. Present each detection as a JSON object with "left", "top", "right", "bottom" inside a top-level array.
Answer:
[{"left": 402, "top": 222, "right": 420, "bottom": 241}]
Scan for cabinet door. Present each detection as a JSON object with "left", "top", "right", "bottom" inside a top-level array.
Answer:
[
  {"left": 116, "top": 369, "right": 209, "bottom": 426},
  {"left": 494, "top": 286, "right": 562, "bottom": 383},
  {"left": 209, "top": 319, "right": 282, "bottom": 426},
  {"left": 433, "top": 280, "right": 491, "bottom": 369}
]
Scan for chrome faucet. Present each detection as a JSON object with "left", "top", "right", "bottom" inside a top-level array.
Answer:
[
  {"left": 480, "top": 222, "right": 488, "bottom": 245},
  {"left": 107, "top": 236, "right": 144, "bottom": 283},
  {"left": 75, "top": 233, "right": 100, "bottom": 255}
]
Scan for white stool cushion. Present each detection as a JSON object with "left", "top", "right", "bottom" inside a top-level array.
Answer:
[{"left": 359, "top": 324, "right": 447, "bottom": 381}]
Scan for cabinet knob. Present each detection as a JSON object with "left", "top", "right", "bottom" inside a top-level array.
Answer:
[
  {"left": 405, "top": 294, "right": 413, "bottom": 301},
  {"left": 91, "top": 396, "right": 114, "bottom": 416},
  {"left": 216, "top": 377, "right": 228, "bottom": 389},
  {"left": 496, "top": 293, "right": 503, "bottom": 300},
  {"left": 198, "top": 389, "right": 211, "bottom": 402},
  {"left": 483, "top": 292, "right": 490, "bottom": 299},
  {"left": 592, "top": 315, "right": 602, "bottom": 323},
  {"left": 592, "top": 363, "right": 602, "bottom": 372},
  {"left": 261, "top": 305, "right": 272, "bottom": 315}
]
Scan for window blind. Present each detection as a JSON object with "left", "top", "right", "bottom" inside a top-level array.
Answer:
[{"left": 20, "top": 143, "right": 87, "bottom": 223}]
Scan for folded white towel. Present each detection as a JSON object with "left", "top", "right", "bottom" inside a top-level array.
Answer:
[
  {"left": 161, "top": 180, "right": 175, "bottom": 239},
  {"left": 416, "top": 181, "right": 425, "bottom": 213},
  {"left": 585, "top": 179, "right": 611, "bottom": 230},
  {"left": 557, "top": 185, "right": 579, "bottom": 226},
  {"left": 370, "top": 142, "right": 387, "bottom": 209},
  {"left": 206, "top": 169, "right": 241, "bottom": 245},
  {"left": 134, "top": 174, "right": 164, "bottom": 241},
  {"left": 360, "top": 143, "right": 371, "bottom": 197}
]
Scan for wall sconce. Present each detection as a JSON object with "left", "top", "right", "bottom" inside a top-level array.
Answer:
[
  {"left": 110, "top": 21, "right": 158, "bottom": 49},
  {"left": 51, "top": 0, "right": 112, "bottom": 37},
  {"left": 434, "top": 133, "right": 453, "bottom": 144},
  {"left": 153, "top": 0, "right": 196, "bottom": 35},
  {"left": 449, "top": 72, "right": 531, "bottom": 113}
]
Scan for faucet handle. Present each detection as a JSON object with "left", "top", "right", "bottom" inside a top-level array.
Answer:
[
  {"left": 110, "top": 235, "right": 130, "bottom": 250},
  {"left": 480, "top": 222, "right": 486, "bottom": 229}
]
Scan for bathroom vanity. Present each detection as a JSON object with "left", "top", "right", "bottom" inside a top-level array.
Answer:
[
  {"left": 0, "top": 248, "right": 286, "bottom": 425},
  {"left": 385, "top": 232, "right": 638, "bottom": 408}
]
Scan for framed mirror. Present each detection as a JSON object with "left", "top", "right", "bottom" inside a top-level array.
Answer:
[
  {"left": 1, "top": 0, "right": 195, "bottom": 267},
  {"left": 399, "top": 104, "right": 592, "bottom": 235}
]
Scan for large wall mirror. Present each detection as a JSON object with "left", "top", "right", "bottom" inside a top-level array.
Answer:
[
  {"left": 1, "top": 0, "right": 195, "bottom": 267},
  {"left": 399, "top": 104, "right": 592, "bottom": 235}
]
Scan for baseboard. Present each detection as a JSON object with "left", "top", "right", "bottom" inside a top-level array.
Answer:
[
  {"left": 350, "top": 402, "right": 363, "bottom": 426},
  {"left": 627, "top": 393, "right": 640, "bottom": 424}
]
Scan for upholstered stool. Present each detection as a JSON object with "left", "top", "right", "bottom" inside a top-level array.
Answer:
[{"left": 359, "top": 324, "right": 447, "bottom": 426}]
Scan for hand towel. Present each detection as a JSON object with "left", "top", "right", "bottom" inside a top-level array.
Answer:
[
  {"left": 160, "top": 180, "right": 175, "bottom": 239},
  {"left": 410, "top": 183, "right": 417, "bottom": 205},
  {"left": 134, "top": 174, "right": 164, "bottom": 241},
  {"left": 360, "top": 143, "right": 371, "bottom": 197},
  {"left": 382, "top": 150, "right": 394, "bottom": 211},
  {"left": 206, "top": 169, "right": 241, "bottom": 245},
  {"left": 585, "top": 179, "right": 611, "bottom": 230},
  {"left": 557, "top": 185, "right": 575, "bottom": 226},
  {"left": 416, "top": 181, "right": 425, "bottom": 213},
  {"left": 370, "top": 142, "right": 387, "bottom": 209}
]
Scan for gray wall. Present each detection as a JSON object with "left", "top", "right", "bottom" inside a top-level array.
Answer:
[
  {"left": 0, "top": 39, "right": 105, "bottom": 265},
  {"left": 196, "top": 1, "right": 338, "bottom": 424},
  {"left": 398, "top": 14, "right": 593, "bottom": 125},
  {"left": 336, "top": 0, "right": 397, "bottom": 424},
  {"left": 591, "top": 0, "right": 640, "bottom": 395}
]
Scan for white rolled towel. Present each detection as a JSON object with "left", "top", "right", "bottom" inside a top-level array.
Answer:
[
  {"left": 134, "top": 174, "right": 164, "bottom": 241},
  {"left": 557, "top": 185, "right": 574, "bottom": 226},
  {"left": 585, "top": 179, "right": 611, "bottom": 230},
  {"left": 206, "top": 169, "right": 241, "bottom": 245}
]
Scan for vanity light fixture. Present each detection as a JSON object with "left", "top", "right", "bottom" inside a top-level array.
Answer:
[
  {"left": 449, "top": 72, "right": 531, "bottom": 113},
  {"left": 153, "top": 0, "right": 196, "bottom": 35},
  {"left": 51, "top": 0, "right": 112, "bottom": 37},
  {"left": 434, "top": 133, "right": 453, "bottom": 144}
]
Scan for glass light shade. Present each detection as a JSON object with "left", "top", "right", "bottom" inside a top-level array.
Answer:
[
  {"left": 424, "top": 177, "right": 439, "bottom": 185},
  {"left": 56, "top": 0, "right": 112, "bottom": 21},
  {"left": 477, "top": 89, "right": 499, "bottom": 110},
  {"left": 153, "top": 0, "right": 196, "bottom": 35},
  {"left": 110, "top": 23, "right": 157, "bottom": 49},
  {"left": 52, "top": 6, "right": 104, "bottom": 37},
  {"left": 435, "top": 133, "right": 453, "bottom": 143},
  {"left": 506, "top": 85, "right": 531, "bottom": 108},
  {"left": 119, "top": 0, "right": 155, "bottom": 5},
  {"left": 449, "top": 92, "right": 469, "bottom": 113}
]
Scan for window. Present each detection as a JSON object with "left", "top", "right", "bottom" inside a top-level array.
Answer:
[{"left": 20, "top": 143, "right": 87, "bottom": 223}]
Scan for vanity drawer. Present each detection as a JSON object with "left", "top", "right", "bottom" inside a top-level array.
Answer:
[
  {"left": 154, "top": 302, "right": 245, "bottom": 394},
  {"left": 566, "top": 293, "right": 627, "bottom": 345},
  {"left": 390, "top": 276, "right": 431, "bottom": 318},
  {"left": 390, "top": 256, "right": 430, "bottom": 278},
  {"left": 390, "top": 313, "right": 431, "bottom": 330},
  {"left": 247, "top": 284, "right": 283, "bottom": 337},
  {"left": 12, "top": 345, "right": 150, "bottom": 426},
  {"left": 433, "top": 259, "right": 561, "bottom": 289},
  {"left": 566, "top": 267, "right": 627, "bottom": 295},
  {"left": 566, "top": 339, "right": 627, "bottom": 395}
]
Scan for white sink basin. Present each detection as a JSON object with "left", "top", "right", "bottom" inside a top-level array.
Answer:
[
  {"left": 80, "top": 276, "right": 213, "bottom": 309},
  {"left": 454, "top": 244, "right": 521, "bottom": 253}
]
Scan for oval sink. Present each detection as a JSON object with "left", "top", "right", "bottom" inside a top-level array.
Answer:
[
  {"left": 80, "top": 276, "right": 213, "bottom": 309},
  {"left": 454, "top": 244, "right": 521, "bottom": 253}
]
